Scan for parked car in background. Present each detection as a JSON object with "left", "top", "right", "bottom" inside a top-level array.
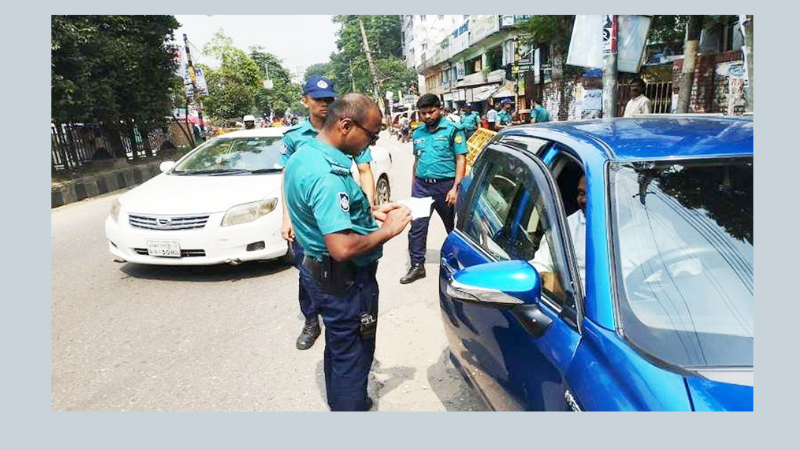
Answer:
[
  {"left": 439, "top": 117, "right": 753, "bottom": 411},
  {"left": 105, "top": 127, "right": 393, "bottom": 266}
]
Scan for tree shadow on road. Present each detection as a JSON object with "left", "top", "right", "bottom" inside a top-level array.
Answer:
[
  {"left": 118, "top": 259, "right": 293, "bottom": 282},
  {"left": 426, "top": 349, "right": 488, "bottom": 411}
]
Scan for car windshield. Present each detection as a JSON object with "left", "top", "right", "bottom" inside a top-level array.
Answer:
[
  {"left": 172, "top": 136, "right": 283, "bottom": 175},
  {"left": 609, "top": 157, "right": 753, "bottom": 369}
]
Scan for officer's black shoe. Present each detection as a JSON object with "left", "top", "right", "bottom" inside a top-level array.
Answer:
[
  {"left": 400, "top": 264, "right": 426, "bottom": 284},
  {"left": 364, "top": 397, "right": 374, "bottom": 411},
  {"left": 296, "top": 318, "right": 321, "bottom": 350}
]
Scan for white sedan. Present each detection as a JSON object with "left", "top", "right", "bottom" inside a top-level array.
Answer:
[{"left": 105, "top": 127, "right": 393, "bottom": 266}]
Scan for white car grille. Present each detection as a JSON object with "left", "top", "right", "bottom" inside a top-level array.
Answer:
[{"left": 128, "top": 214, "right": 210, "bottom": 231}]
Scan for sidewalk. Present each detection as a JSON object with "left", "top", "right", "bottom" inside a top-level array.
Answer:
[{"left": 51, "top": 148, "right": 189, "bottom": 208}]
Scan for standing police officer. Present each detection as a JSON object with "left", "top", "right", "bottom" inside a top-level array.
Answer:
[
  {"left": 459, "top": 103, "right": 480, "bottom": 139},
  {"left": 400, "top": 94, "right": 467, "bottom": 284},
  {"left": 280, "top": 76, "right": 376, "bottom": 351},
  {"left": 284, "top": 93, "right": 412, "bottom": 411}
]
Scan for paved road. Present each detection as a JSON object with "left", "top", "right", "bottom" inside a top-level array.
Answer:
[{"left": 51, "top": 129, "right": 487, "bottom": 412}]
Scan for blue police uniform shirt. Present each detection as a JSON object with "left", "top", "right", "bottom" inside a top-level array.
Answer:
[
  {"left": 531, "top": 105, "right": 550, "bottom": 123},
  {"left": 280, "top": 119, "right": 372, "bottom": 167},
  {"left": 412, "top": 118, "right": 468, "bottom": 180},
  {"left": 461, "top": 111, "right": 480, "bottom": 130},
  {"left": 497, "top": 109, "right": 513, "bottom": 125},
  {"left": 284, "top": 139, "right": 381, "bottom": 267}
]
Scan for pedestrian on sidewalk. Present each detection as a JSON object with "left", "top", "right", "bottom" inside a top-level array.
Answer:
[
  {"left": 623, "top": 79, "right": 651, "bottom": 117},
  {"left": 530, "top": 98, "right": 550, "bottom": 123},
  {"left": 400, "top": 94, "right": 467, "bottom": 285},
  {"left": 284, "top": 93, "right": 412, "bottom": 411}
]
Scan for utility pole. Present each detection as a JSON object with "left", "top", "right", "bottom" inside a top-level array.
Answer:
[
  {"left": 601, "top": 15, "right": 618, "bottom": 118},
  {"left": 183, "top": 33, "right": 205, "bottom": 142},
  {"left": 358, "top": 16, "right": 389, "bottom": 119}
]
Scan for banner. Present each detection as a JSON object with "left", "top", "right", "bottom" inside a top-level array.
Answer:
[
  {"left": 568, "top": 15, "right": 651, "bottom": 73},
  {"left": 194, "top": 67, "right": 209, "bottom": 97}
]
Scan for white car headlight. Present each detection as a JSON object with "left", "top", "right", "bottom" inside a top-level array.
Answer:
[
  {"left": 110, "top": 199, "right": 122, "bottom": 223},
  {"left": 221, "top": 198, "right": 278, "bottom": 227}
]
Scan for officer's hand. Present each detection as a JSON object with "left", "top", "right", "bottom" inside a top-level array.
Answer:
[
  {"left": 371, "top": 202, "right": 404, "bottom": 222},
  {"left": 281, "top": 217, "right": 295, "bottom": 242},
  {"left": 445, "top": 187, "right": 458, "bottom": 206},
  {"left": 381, "top": 205, "right": 412, "bottom": 237}
]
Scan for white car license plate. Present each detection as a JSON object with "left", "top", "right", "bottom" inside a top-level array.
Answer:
[{"left": 147, "top": 241, "right": 181, "bottom": 257}]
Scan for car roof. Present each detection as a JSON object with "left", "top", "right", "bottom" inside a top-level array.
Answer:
[
  {"left": 218, "top": 127, "right": 286, "bottom": 138},
  {"left": 503, "top": 116, "right": 753, "bottom": 161}
]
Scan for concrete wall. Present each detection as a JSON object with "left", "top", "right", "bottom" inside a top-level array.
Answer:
[{"left": 51, "top": 160, "right": 164, "bottom": 208}]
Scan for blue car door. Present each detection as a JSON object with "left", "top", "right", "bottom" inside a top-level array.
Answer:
[{"left": 440, "top": 144, "right": 584, "bottom": 411}]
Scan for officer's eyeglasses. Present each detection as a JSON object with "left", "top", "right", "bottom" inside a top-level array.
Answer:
[{"left": 347, "top": 118, "right": 380, "bottom": 146}]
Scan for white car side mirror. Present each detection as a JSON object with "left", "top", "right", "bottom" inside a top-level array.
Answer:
[{"left": 159, "top": 161, "right": 176, "bottom": 173}]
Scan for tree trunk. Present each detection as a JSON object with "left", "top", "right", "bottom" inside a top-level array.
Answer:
[
  {"left": 141, "top": 127, "right": 154, "bottom": 157},
  {"left": 742, "top": 15, "right": 754, "bottom": 112},
  {"left": 676, "top": 16, "right": 704, "bottom": 114}
]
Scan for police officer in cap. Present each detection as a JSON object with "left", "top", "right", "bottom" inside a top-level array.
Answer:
[
  {"left": 280, "top": 76, "right": 376, "bottom": 351},
  {"left": 400, "top": 94, "right": 467, "bottom": 284},
  {"left": 459, "top": 103, "right": 480, "bottom": 139},
  {"left": 284, "top": 93, "right": 412, "bottom": 411}
]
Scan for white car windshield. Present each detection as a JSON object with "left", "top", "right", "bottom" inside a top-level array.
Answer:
[
  {"left": 609, "top": 157, "right": 753, "bottom": 369},
  {"left": 172, "top": 136, "right": 283, "bottom": 175}
]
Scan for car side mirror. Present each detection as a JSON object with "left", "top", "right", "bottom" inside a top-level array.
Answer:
[
  {"left": 446, "top": 260, "right": 542, "bottom": 307},
  {"left": 159, "top": 161, "right": 176, "bottom": 173}
]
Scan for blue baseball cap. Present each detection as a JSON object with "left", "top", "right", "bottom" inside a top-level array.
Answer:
[
  {"left": 500, "top": 99, "right": 512, "bottom": 105},
  {"left": 303, "top": 76, "right": 336, "bottom": 99}
]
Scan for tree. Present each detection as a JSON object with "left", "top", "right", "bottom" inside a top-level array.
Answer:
[
  {"left": 249, "top": 46, "right": 302, "bottom": 117},
  {"left": 200, "top": 31, "right": 261, "bottom": 124},
  {"left": 51, "top": 15, "right": 181, "bottom": 158},
  {"left": 517, "top": 16, "right": 577, "bottom": 120},
  {"left": 328, "top": 15, "right": 418, "bottom": 100},
  {"left": 304, "top": 63, "right": 331, "bottom": 80}
]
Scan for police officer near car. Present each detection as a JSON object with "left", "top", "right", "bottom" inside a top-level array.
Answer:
[
  {"left": 284, "top": 93, "right": 412, "bottom": 411},
  {"left": 280, "top": 76, "right": 377, "bottom": 351},
  {"left": 459, "top": 103, "right": 480, "bottom": 139},
  {"left": 495, "top": 99, "right": 514, "bottom": 130},
  {"left": 400, "top": 94, "right": 468, "bottom": 284}
]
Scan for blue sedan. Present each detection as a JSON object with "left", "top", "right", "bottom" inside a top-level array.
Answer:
[{"left": 439, "top": 117, "right": 753, "bottom": 411}]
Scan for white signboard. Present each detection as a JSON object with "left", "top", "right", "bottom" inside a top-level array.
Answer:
[
  {"left": 568, "top": 15, "right": 651, "bottom": 73},
  {"left": 470, "top": 15, "right": 500, "bottom": 45},
  {"left": 456, "top": 61, "right": 465, "bottom": 79}
]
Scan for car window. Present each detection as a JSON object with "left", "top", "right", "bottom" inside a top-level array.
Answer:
[
  {"left": 173, "top": 137, "right": 283, "bottom": 174},
  {"left": 499, "top": 135, "right": 550, "bottom": 156},
  {"left": 461, "top": 148, "right": 577, "bottom": 310}
]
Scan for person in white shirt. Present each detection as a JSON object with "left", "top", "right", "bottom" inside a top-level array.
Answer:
[
  {"left": 530, "top": 176, "right": 587, "bottom": 294},
  {"left": 623, "top": 79, "right": 651, "bottom": 117},
  {"left": 485, "top": 104, "right": 498, "bottom": 131}
]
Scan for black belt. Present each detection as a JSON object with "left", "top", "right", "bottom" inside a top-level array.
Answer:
[
  {"left": 302, "top": 255, "right": 377, "bottom": 295},
  {"left": 418, "top": 177, "right": 455, "bottom": 184}
]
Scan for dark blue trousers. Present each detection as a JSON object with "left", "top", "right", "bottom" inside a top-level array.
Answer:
[
  {"left": 305, "top": 264, "right": 379, "bottom": 411},
  {"left": 408, "top": 178, "right": 456, "bottom": 265},
  {"left": 292, "top": 241, "right": 318, "bottom": 321}
]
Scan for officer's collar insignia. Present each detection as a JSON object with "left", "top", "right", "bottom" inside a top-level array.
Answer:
[
  {"left": 317, "top": 80, "right": 328, "bottom": 89},
  {"left": 338, "top": 192, "right": 350, "bottom": 212}
]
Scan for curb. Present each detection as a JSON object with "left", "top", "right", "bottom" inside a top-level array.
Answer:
[{"left": 51, "top": 161, "right": 164, "bottom": 208}]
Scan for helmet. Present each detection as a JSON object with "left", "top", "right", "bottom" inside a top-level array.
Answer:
[{"left": 243, "top": 115, "right": 255, "bottom": 122}]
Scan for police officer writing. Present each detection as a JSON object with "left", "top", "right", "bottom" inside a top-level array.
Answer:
[
  {"left": 280, "top": 76, "right": 376, "bottom": 351},
  {"left": 285, "top": 94, "right": 412, "bottom": 411},
  {"left": 400, "top": 94, "right": 468, "bottom": 284}
]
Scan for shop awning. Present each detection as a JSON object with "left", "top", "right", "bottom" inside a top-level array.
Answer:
[
  {"left": 491, "top": 83, "right": 516, "bottom": 99},
  {"left": 469, "top": 84, "right": 500, "bottom": 102}
]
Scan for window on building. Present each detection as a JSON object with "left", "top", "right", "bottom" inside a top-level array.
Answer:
[
  {"left": 489, "top": 46, "right": 503, "bottom": 71},
  {"left": 465, "top": 55, "right": 481, "bottom": 75}
]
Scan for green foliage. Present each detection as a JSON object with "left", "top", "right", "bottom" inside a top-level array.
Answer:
[
  {"left": 327, "top": 15, "right": 418, "bottom": 100},
  {"left": 51, "top": 15, "right": 181, "bottom": 131},
  {"left": 304, "top": 63, "right": 331, "bottom": 80},
  {"left": 249, "top": 46, "right": 302, "bottom": 117},
  {"left": 200, "top": 32, "right": 260, "bottom": 122}
]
